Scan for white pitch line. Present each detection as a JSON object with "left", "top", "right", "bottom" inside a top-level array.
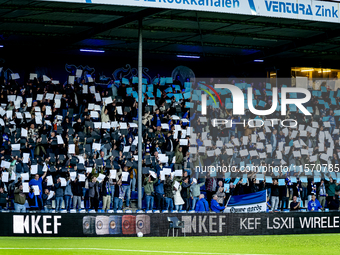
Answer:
[{"left": 0, "top": 248, "right": 272, "bottom": 255}]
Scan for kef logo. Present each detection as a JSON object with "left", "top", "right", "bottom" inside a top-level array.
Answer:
[
  {"left": 13, "top": 215, "right": 62, "bottom": 234},
  {"left": 201, "top": 85, "right": 311, "bottom": 116}
]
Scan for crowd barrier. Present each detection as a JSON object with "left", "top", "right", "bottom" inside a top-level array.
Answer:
[{"left": 1, "top": 212, "right": 340, "bottom": 237}]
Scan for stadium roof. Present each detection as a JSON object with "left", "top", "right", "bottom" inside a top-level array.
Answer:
[{"left": 2, "top": 0, "right": 340, "bottom": 65}]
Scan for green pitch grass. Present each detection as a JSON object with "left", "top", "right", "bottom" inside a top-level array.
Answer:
[{"left": 0, "top": 234, "right": 339, "bottom": 255}]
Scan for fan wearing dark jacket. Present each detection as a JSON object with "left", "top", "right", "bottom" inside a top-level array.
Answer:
[
  {"left": 164, "top": 175, "right": 174, "bottom": 211},
  {"left": 89, "top": 176, "right": 100, "bottom": 211},
  {"left": 72, "top": 178, "right": 83, "bottom": 210}
]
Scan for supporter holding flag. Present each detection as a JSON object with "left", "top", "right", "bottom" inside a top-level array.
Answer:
[
  {"left": 266, "top": 196, "right": 271, "bottom": 212},
  {"left": 211, "top": 194, "right": 226, "bottom": 213}
]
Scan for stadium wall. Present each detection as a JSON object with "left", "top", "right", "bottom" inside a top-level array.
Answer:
[{"left": 1, "top": 212, "right": 340, "bottom": 237}]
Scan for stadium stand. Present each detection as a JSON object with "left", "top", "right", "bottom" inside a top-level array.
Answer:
[{"left": 0, "top": 74, "right": 339, "bottom": 213}]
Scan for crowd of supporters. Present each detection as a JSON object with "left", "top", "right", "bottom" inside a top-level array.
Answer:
[{"left": 0, "top": 73, "right": 339, "bottom": 213}]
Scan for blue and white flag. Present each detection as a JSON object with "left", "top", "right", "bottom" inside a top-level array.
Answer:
[{"left": 224, "top": 190, "right": 267, "bottom": 213}]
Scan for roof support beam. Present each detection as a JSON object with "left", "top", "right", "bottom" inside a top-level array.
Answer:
[
  {"left": 154, "top": 14, "right": 332, "bottom": 32},
  {"left": 237, "top": 27, "right": 340, "bottom": 64},
  {"left": 0, "top": 17, "right": 99, "bottom": 27},
  {"left": 122, "top": 24, "right": 295, "bottom": 41},
  {"left": 0, "top": 3, "right": 134, "bottom": 16},
  {"left": 93, "top": 35, "right": 267, "bottom": 50}
]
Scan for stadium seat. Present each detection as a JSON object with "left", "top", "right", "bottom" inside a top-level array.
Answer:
[
  {"left": 188, "top": 210, "right": 195, "bottom": 213},
  {"left": 116, "top": 210, "right": 123, "bottom": 213},
  {"left": 141, "top": 198, "right": 147, "bottom": 210},
  {"left": 79, "top": 209, "right": 86, "bottom": 213},
  {"left": 107, "top": 210, "right": 114, "bottom": 213},
  {"left": 179, "top": 210, "right": 187, "bottom": 213},
  {"left": 162, "top": 210, "right": 169, "bottom": 213},
  {"left": 131, "top": 191, "right": 139, "bottom": 200},
  {"left": 145, "top": 210, "right": 153, "bottom": 213},
  {"left": 167, "top": 217, "right": 185, "bottom": 237},
  {"left": 136, "top": 210, "right": 144, "bottom": 213},
  {"left": 325, "top": 208, "right": 329, "bottom": 212},
  {"left": 70, "top": 209, "right": 77, "bottom": 213},
  {"left": 50, "top": 210, "right": 56, "bottom": 213},
  {"left": 97, "top": 209, "right": 105, "bottom": 213},
  {"left": 153, "top": 210, "right": 160, "bottom": 213},
  {"left": 125, "top": 209, "right": 132, "bottom": 213},
  {"left": 171, "top": 210, "right": 178, "bottom": 213},
  {"left": 89, "top": 209, "right": 96, "bottom": 213},
  {"left": 60, "top": 210, "right": 67, "bottom": 213}
]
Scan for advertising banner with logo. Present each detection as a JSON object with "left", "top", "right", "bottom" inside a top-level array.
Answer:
[
  {"left": 2, "top": 212, "right": 340, "bottom": 237},
  {"left": 44, "top": 0, "right": 340, "bottom": 24}
]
